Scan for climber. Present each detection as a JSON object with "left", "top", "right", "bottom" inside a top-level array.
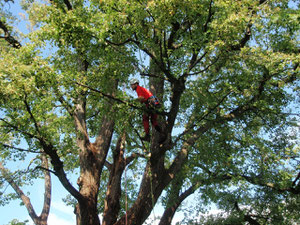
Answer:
[{"left": 130, "top": 78, "right": 163, "bottom": 142}]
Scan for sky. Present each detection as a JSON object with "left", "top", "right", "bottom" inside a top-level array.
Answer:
[
  {"left": 1, "top": 1, "right": 299, "bottom": 225},
  {"left": 0, "top": 2, "right": 189, "bottom": 223}
]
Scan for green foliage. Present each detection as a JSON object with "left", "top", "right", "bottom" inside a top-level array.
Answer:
[
  {"left": 5, "top": 219, "right": 29, "bottom": 225},
  {"left": 0, "top": 0, "right": 299, "bottom": 224}
]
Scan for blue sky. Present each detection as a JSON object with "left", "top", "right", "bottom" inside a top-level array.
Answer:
[
  {"left": 1, "top": 1, "right": 299, "bottom": 224},
  {"left": 0, "top": 2, "right": 185, "bottom": 222}
]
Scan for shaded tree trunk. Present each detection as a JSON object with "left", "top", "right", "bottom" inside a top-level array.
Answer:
[{"left": 102, "top": 134, "right": 126, "bottom": 225}]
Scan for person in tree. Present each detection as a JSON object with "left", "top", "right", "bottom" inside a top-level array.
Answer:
[{"left": 130, "top": 78, "right": 163, "bottom": 142}]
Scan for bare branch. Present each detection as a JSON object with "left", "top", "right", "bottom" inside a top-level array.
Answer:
[
  {"left": 0, "top": 142, "right": 41, "bottom": 154},
  {"left": 34, "top": 166, "right": 56, "bottom": 175}
]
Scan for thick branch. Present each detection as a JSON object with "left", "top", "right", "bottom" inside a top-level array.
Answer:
[
  {"left": 241, "top": 175, "right": 300, "bottom": 194},
  {"left": 0, "top": 20, "right": 21, "bottom": 49},
  {"left": 160, "top": 172, "right": 232, "bottom": 225},
  {"left": 40, "top": 156, "right": 51, "bottom": 222},
  {"left": 102, "top": 134, "right": 126, "bottom": 225},
  {"left": 0, "top": 161, "right": 38, "bottom": 221},
  {"left": 39, "top": 140, "right": 83, "bottom": 201},
  {"left": 63, "top": 0, "right": 72, "bottom": 10},
  {"left": 49, "top": 0, "right": 72, "bottom": 11},
  {"left": 159, "top": 184, "right": 196, "bottom": 225},
  {"left": 231, "top": 0, "right": 268, "bottom": 51}
]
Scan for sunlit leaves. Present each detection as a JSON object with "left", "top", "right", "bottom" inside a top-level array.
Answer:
[{"left": 0, "top": 0, "right": 299, "bottom": 224}]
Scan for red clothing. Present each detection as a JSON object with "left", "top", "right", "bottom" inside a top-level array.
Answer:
[
  {"left": 135, "top": 85, "right": 158, "bottom": 135},
  {"left": 136, "top": 85, "right": 153, "bottom": 103}
]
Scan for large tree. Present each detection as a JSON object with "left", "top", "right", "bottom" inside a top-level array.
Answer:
[{"left": 0, "top": 0, "right": 299, "bottom": 225}]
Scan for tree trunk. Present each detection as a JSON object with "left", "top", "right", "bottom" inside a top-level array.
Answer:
[
  {"left": 102, "top": 134, "right": 126, "bottom": 225},
  {"left": 115, "top": 157, "right": 171, "bottom": 225}
]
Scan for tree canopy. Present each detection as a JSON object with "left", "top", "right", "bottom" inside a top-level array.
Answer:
[{"left": 0, "top": 0, "right": 299, "bottom": 225}]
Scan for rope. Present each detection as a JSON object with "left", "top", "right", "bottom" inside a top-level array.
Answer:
[
  {"left": 149, "top": 165, "right": 156, "bottom": 223},
  {"left": 148, "top": 137, "right": 156, "bottom": 223},
  {"left": 122, "top": 83, "right": 128, "bottom": 225},
  {"left": 124, "top": 150, "right": 128, "bottom": 225}
]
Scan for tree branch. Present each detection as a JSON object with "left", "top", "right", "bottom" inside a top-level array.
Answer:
[
  {"left": 241, "top": 174, "right": 299, "bottom": 194},
  {"left": 75, "top": 81, "right": 168, "bottom": 116},
  {"left": 23, "top": 92, "right": 42, "bottom": 137},
  {"left": 159, "top": 172, "right": 232, "bottom": 225},
  {"left": 0, "top": 118, "right": 39, "bottom": 140},
  {"left": 0, "top": 20, "right": 21, "bottom": 49},
  {"left": 234, "top": 202, "right": 261, "bottom": 225},
  {"left": 39, "top": 155, "right": 52, "bottom": 222},
  {"left": 203, "top": 0, "right": 214, "bottom": 33},
  {"left": 0, "top": 142, "right": 41, "bottom": 154},
  {"left": 0, "top": 161, "right": 39, "bottom": 222}
]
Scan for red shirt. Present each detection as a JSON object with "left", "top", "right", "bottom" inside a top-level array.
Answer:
[{"left": 136, "top": 85, "right": 153, "bottom": 103}]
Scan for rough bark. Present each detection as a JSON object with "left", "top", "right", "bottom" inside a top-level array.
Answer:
[
  {"left": 159, "top": 186, "right": 195, "bottom": 225},
  {"left": 73, "top": 59, "right": 117, "bottom": 224},
  {"left": 102, "top": 134, "right": 126, "bottom": 225}
]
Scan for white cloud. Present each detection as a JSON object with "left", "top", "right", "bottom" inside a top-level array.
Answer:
[
  {"left": 52, "top": 201, "right": 74, "bottom": 215},
  {"left": 48, "top": 213, "right": 75, "bottom": 225}
]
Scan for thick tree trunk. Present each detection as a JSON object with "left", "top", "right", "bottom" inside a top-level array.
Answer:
[
  {"left": 115, "top": 157, "right": 171, "bottom": 225},
  {"left": 75, "top": 197, "right": 101, "bottom": 225},
  {"left": 102, "top": 134, "right": 126, "bottom": 225},
  {"left": 74, "top": 140, "right": 103, "bottom": 225},
  {"left": 73, "top": 67, "right": 117, "bottom": 225}
]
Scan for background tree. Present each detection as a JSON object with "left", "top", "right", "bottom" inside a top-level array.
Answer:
[{"left": 0, "top": 0, "right": 299, "bottom": 225}]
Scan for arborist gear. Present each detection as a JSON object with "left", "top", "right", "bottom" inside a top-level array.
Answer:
[
  {"left": 147, "top": 95, "right": 160, "bottom": 108},
  {"left": 130, "top": 79, "right": 163, "bottom": 142},
  {"left": 130, "top": 78, "right": 139, "bottom": 85}
]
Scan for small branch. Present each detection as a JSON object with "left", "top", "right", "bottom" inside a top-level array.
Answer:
[
  {"left": 186, "top": 51, "right": 208, "bottom": 75},
  {"left": 292, "top": 171, "right": 300, "bottom": 186},
  {"left": 0, "top": 142, "right": 41, "bottom": 154},
  {"left": 234, "top": 202, "right": 261, "bottom": 225},
  {"left": 203, "top": 0, "right": 214, "bottom": 33},
  {"left": 0, "top": 118, "right": 39, "bottom": 140},
  {"left": 175, "top": 91, "right": 231, "bottom": 143},
  {"left": 0, "top": 161, "right": 39, "bottom": 221},
  {"left": 75, "top": 81, "right": 168, "bottom": 116},
  {"left": 105, "top": 38, "right": 131, "bottom": 46},
  {"left": 23, "top": 92, "right": 42, "bottom": 136},
  {"left": 129, "top": 121, "right": 148, "bottom": 152},
  {"left": 125, "top": 152, "right": 145, "bottom": 165},
  {"left": 241, "top": 174, "right": 299, "bottom": 194},
  {"left": 186, "top": 56, "right": 219, "bottom": 76},
  {"left": 34, "top": 166, "right": 56, "bottom": 175},
  {"left": 140, "top": 72, "right": 168, "bottom": 80}
]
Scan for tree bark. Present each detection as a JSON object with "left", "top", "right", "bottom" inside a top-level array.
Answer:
[
  {"left": 0, "top": 155, "right": 51, "bottom": 225},
  {"left": 102, "top": 134, "right": 126, "bottom": 225}
]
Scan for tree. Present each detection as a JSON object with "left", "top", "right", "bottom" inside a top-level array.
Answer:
[
  {"left": 0, "top": 156, "right": 51, "bottom": 225},
  {"left": 0, "top": 0, "right": 299, "bottom": 225}
]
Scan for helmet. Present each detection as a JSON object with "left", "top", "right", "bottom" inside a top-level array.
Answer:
[{"left": 129, "top": 78, "right": 139, "bottom": 85}]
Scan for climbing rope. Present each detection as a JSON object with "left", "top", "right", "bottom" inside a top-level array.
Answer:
[{"left": 124, "top": 150, "right": 128, "bottom": 225}]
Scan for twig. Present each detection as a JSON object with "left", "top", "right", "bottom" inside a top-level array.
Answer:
[{"left": 0, "top": 142, "right": 41, "bottom": 154}]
